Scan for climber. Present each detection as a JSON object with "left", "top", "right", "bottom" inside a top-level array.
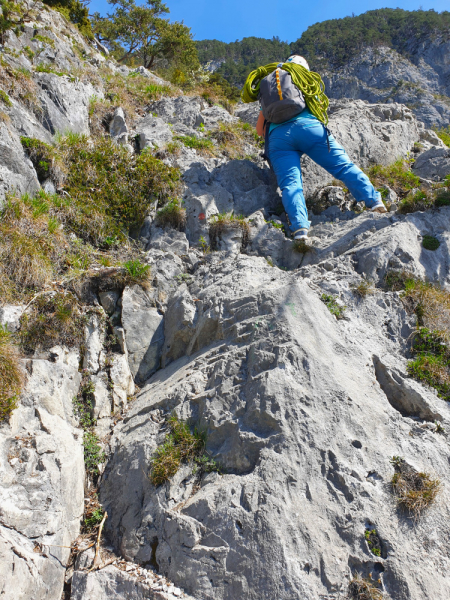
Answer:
[{"left": 242, "top": 55, "right": 387, "bottom": 241}]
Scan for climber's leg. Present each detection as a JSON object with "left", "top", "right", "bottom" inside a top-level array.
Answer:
[
  {"left": 295, "top": 122, "right": 382, "bottom": 209},
  {"left": 269, "top": 130, "right": 310, "bottom": 232}
]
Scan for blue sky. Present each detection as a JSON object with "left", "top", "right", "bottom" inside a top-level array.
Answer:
[{"left": 89, "top": 1, "right": 450, "bottom": 43}]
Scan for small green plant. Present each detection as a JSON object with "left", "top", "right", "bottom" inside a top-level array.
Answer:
[
  {"left": 0, "top": 89, "right": 12, "bottom": 107},
  {"left": 347, "top": 573, "right": 383, "bottom": 600},
  {"left": 31, "top": 34, "right": 55, "bottom": 47},
  {"left": 0, "top": 324, "right": 24, "bottom": 422},
  {"left": 144, "top": 83, "right": 172, "bottom": 100},
  {"left": 390, "top": 456, "right": 440, "bottom": 517},
  {"left": 199, "top": 235, "right": 210, "bottom": 254},
  {"left": 367, "top": 158, "right": 420, "bottom": 197},
  {"left": 422, "top": 235, "right": 440, "bottom": 251},
  {"left": 435, "top": 420, "right": 445, "bottom": 434},
  {"left": 413, "top": 141, "right": 423, "bottom": 152},
  {"left": 155, "top": 198, "right": 186, "bottom": 230},
  {"left": 175, "top": 135, "right": 214, "bottom": 152},
  {"left": 398, "top": 189, "right": 434, "bottom": 214},
  {"left": 364, "top": 529, "right": 382, "bottom": 557},
  {"left": 123, "top": 259, "right": 151, "bottom": 284},
  {"left": 35, "top": 64, "right": 69, "bottom": 77},
  {"left": 83, "top": 430, "right": 106, "bottom": 477},
  {"left": 149, "top": 414, "right": 219, "bottom": 486},
  {"left": 83, "top": 506, "right": 104, "bottom": 531},
  {"left": 321, "top": 293, "right": 346, "bottom": 319},
  {"left": 351, "top": 278, "right": 375, "bottom": 298},
  {"left": 20, "top": 136, "right": 54, "bottom": 181},
  {"left": 209, "top": 212, "right": 250, "bottom": 249},
  {"left": 23, "top": 45, "right": 35, "bottom": 60},
  {"left": 384, "top": 269, "right": 414, "bottom": 291},
  {"left": 265, "top": 257, "right": 274, "bottom": 267},
  {"left": 292, "top": 239, "right": 311, "bottom": 254}
]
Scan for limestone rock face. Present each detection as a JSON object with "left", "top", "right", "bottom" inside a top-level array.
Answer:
[
  {"left": 0, "top": 352, "right": 84, "bottom": 600},
  {"left": 100, "top": 253, "right": 450, "bottom": 600}
]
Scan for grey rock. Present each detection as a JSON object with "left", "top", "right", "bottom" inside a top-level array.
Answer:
[
  {"left": 234, "top": 103, "right": 260, "bottom": 127},
  {"left": 412, "top": 146, "right": 450, "bottom": 180},
  {"left": 150, "top": 96, "right": 205, "bottom": 129},
  {"left": 91, "top": 373, "right": 112, "bottom": 420},
  {"left": 110, "top": 107, "right": 128, "bottom": 145},
  {"left": 0, "top": 305, "right": 25, "bottom": 332},
  {"left": 83, "top": 314, "right": 106, "bottom": 374},
  {"left": 121, "top": 286, "right": 165, "bottom": 383},
  {"left": 148, "top": 226, "right": 190, "bottom": 255},
  {"left": 42, "top": 178, "right": 56, "bottom": 194},
  {"left": 99, "top": 290, "right": 120, "bottom": 315},
  {"left": 198, "top": 105, "right": 237, "bottom": 130},
  {"left": 101, "top": 253, "right": 450, "bottom": 600},
  {"left": 136, "top": 114, "right": 173, "bottom": 151},
  {"left": 110, "top": 353, "right": 135, "bottom": 411},
  {"left": 0, "top": 350, "right": 84, "bottom": 600}
]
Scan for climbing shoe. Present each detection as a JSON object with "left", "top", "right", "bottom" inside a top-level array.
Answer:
[
  {"left": 371, "top": 200, "right": 387, "bottom": 213},
  {"left": 293, "top": 228, "right": 308, "bottom": 240}
]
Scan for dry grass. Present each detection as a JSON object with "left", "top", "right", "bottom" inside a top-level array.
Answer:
[
  {"left": 0, "top": 58, "right": 41, "bottom": 114},
  {"left": 155, "top": 198, "right": 186, "bottom": 230},
  {"left": 347, "top": 574, "right": 383, "bottom": 600},
  {"left": 209, "top": 212, "right": 250, "bottom": 249},
  {"left": 351, "top": 278, "right": 375, "bottom": 298},
  {"left": 19, "top": 292, "right": 86, "bottom": 354},
  {"left": 391, "top": 457, "right": 440, "bottom": 517},
  {"left": 209, "top": 122, "right": 263, "bottom": 159},
  {"left": 292, "top": 239, "right": 312, "bottom": 254},
  {"left": 0, "top": 325, "right": 24, "bottom": 422}
]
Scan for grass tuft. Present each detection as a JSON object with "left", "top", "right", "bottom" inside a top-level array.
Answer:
[
  {"left": 367, "top": 158, "right": 420, "bottom": 197},
  {"left": 149, "top": 414, "right": 219, "bottom": 486},
  {"left": 351, "top": 277, "right": 375, "bottom": 298},
  {"left": 209, "top": 212, "right": 249, "bottom": 249},
  {"left": 390, "top": 457, "right": 440, "bottom": 517},
  {"left": 347, "top": 574, "right": 383, "bottom": 600},
  {"left": 175, "top": 135, "right": 214, "bottom": 153},
  {"left": 122, "top": 259, "right": 151, "bottom": 285},
  {"left": 0, "top": 325, "right": 24, "bottom": 422},
  {"left": 292, "top": 239, "right": 312, "bottom": 254},
  {"left": 155, "top": 198, "right": 186, "bottom": 230}
]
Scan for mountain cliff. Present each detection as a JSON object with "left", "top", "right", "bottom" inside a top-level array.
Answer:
[
  {"left": 197, "top": 8, "right": 450, "bottom": 127},
  {"left": 2, "top": 3, "right": 450, "bottom": 600}
]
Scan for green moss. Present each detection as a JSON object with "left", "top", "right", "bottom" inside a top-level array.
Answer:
[
  {"left": 0, "top": 89, "right": 12, "bottom": 107},
  {"left": 321, "top": 293, "right": 346, "bottom": 319},
  {"left": 422, "top": 235, "right": 440, "bottom": 251},
  {"left": 21, "top": 136, "right": 54, "bottom": 181},
  {"left": 364, "top": 529, "right": 382, "bottom": 557}
]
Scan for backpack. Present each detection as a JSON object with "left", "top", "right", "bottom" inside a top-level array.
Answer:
[{"left": 258, "top": 64, "right": 306, "bottom": 124}]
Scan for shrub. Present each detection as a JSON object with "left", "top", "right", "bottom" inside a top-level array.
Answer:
[
  {"left": 422, "top": 235, "right": 440, "bottom": 251},
  {"left": 150, "top": 414, "right": 219, "bottom": 486},
  {"left": 155, "top": 198, "right": 186, "bottom": 230},
  {"left": 19, "top": 292, "right": 86, "bottom": 353},
  {"left": 0, "top": 324, "right": 24, "bottom": 422},
  {"left": 54, "top": 134, "right": 181, "bottom": 244},
  {"left": 390, "top": 457, "right": 440, "bottom": 517},
  {"left": 321, "top": 293, "right": 346, "bottom": 319}
]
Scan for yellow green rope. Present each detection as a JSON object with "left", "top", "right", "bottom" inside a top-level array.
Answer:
[{"left": 241, "top": 62, "right": 329, "bottom": 125}]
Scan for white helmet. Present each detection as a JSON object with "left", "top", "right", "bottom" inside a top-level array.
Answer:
[{"left": 286, "top": 55, "right": 310, "bottom": 70}]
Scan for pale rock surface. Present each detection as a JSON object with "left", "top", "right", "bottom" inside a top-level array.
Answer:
[
  {"left": 83, "top": 314, "right": 106, "bottom": 374},
  {"left": 110, "top": 353, "right": 135, "bottom": 411},
  {"left": 0, "top": 305, "right": 26, "bottom": 332},
  {"left": 101, "top": 253, "right": 450, "bottom": 600},
  {"left": 0, "top": 350, "right": 84, "bottom": 600},
  {"left": 412, "top": 146, "right": 450, "bottom": 180},
  {"left": 137, "top": 114, "right": 173, "bottom": 151},
  {"left": 148, "top": 226, "right": 190, "bottom": 255},
  {"left": 121, "top": 285, "right": 165, "bottom": 383}
]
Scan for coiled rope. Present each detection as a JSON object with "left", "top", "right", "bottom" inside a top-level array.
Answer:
[{"left": 241, "top": 62, "right": 329, "bottom": 125}]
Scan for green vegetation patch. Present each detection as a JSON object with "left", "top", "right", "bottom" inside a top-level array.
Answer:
[
  {"left": 397, "top": 189, "right": 434, "bottom": 215},
  {"left": 155, "top": 198, "right": 186, "bottom": 231},
  {"left": 351, "top": 278, "right": 375, "bottom": 298},
  {"left": 0, "top": 89, "right": 12, "bottom": 107},
  {"left": 73, "top": 374, "right": 106, "bottom": 478},
  {"left": 390, "top": 456, "right": 440, "bottom": 517},
  {"left": 122, "top": 258, "right": 151, "bottom": 286},
  {"left": 83, "top": 505, "right": 105, "bottom": 532},
  {"left": 321, "top": 293, "right": 346, "bottom": 319},
  {"left": 434, "top": 125, "right": 450, "bottom": 147},
  {"left": 364, "top": 529, "right": 382, "bottom": 557},
  {"left": 19, "top": 292, "right": 86, "bottom": 354},
  {"left": 0, "top": 324, "right": 24, "bottom": 422},
  {"left": 31, "top": 34, "right": 55, "bottom": 47},
  {"left": 209, "top": 212, "right": 250, "bottom": 249},
  {"left": 149, "top": 414, "right": 220, "bottom": 486},
  {"left": 21, "top": 136, "right": 54, "bottom": 181},
  {"left": 422, "top": 235, "right": 440, "bottom": 251},
  {"left": 367, "top": 158, "right": 420, "bottom": 198},
  {"left": 54, "top": 134, "right": 181, "bottom": 245},
  {"left": 175, "top": 135, "right": 214, "bottom": 152}
]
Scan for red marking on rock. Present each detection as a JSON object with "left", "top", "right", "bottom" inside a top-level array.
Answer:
[{"left": 198, "top": 213, "right": 206, "bottom": 220}]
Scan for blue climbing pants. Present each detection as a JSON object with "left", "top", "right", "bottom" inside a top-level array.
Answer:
[{"left": 268, "top": 119, "right": 381, "bottom": 232}]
